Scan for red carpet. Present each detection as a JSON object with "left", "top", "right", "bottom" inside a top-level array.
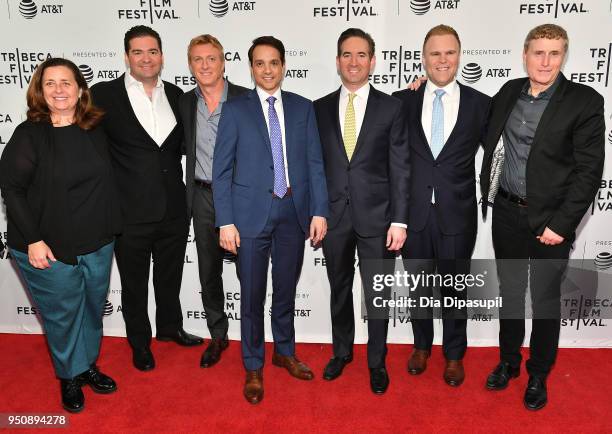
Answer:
[{"left": 0, "top": 334, "right": 610, "bottom": 433}]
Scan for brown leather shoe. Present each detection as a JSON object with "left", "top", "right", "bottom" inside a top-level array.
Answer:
[
  {"left": 243, "top": 369, "right": 263, "bottom": 404},
  {"left": 407, "top": 349, "right": 430, "bottom": 375},
  {"left": 272, "top": 354, "right": 314, "bottom": 380},
  {"left": 443, "top": 359, "right": 465, "bottom": 387}
]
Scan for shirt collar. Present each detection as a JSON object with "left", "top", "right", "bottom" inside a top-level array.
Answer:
[
  {"left": 256, "top": 86, "right": 282, "bottom": 105},
  {"left": 522, "top": 74, "right": 561, "bottom": 100},
  {"left": 340, "top": 82, "right": 370, "bottom": 100},
  {"left": 195, "top": 79, "right": 229, "bottom": 103},
  {"left": 124, "top": 70, "right": 163, "bottom": 89},
  {"left": 425, "top": 79, "right": 458, "bottom": 98}
]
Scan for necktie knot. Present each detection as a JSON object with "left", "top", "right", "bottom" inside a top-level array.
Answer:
[
  {"left": 434, "top": 89, "right": 445, "bottom": 99},
  {"left": 348, "top": 93, "right": 356, "bottom": 103},
  {"left": 267, "top": 95, "right": 276, "bottom": 105}
]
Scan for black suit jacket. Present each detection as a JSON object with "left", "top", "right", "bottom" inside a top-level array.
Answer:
[
  {"left": 91, "top": 74, "right": 187, "bottom": 224},
  {"left": 314, "top": 85, "right": 410, "bottom": 237},
  {"left": 178, "top": 80, "right": 249, "bottom": 216},
  {"left": 480, "top": 73, "right": 605, "bottom": 239},
  {"left": 393, "top": 83, "right": 490, "bottom": 235}
]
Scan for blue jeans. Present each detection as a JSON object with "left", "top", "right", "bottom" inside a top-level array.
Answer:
[{"left": 11, "top": 242, "right": 114, "bottom": 379}]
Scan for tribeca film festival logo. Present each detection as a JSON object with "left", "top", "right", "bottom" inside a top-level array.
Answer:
[
  {"left": 519, "top": 0, "right": 588, "bottom": 17},
  {"left": 370, "top": 45, "right": 423, "bottom": 89},
  {"left": 0, "top": 112, "right": 15, "bottom": 147},
  {"left": 568, "top": 45, "right": 612, "bottom": 87},
  {"left": 0, "top": 50, "right": 52, "bottom": 88},
  {"left": 118, "top": 0, "right": 180, "bottom": 24},
  {"left": 188, "top": 291, "right": 241, "bottom": 320},
  {"left": 313, "top": 0, "right": 379, "bottom": 20},
  {"left": 15, "top": 0, "right": 64, "bottom": 20},
  {"left": 208, "top": 0, "right": 255, "bottom": 18},
  {"left": 405, "top": 0, "right": 460, "bottom": 15},
  {"left": 592, "top": 178, "right": 612, "bottom": 214}
]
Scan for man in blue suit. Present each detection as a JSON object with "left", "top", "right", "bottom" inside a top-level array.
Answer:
[
  {"left": 212, "top": 36, "right": 329, "bottom": 405},
  {"left": 393, "top": 25, "right": 490, "bottom": 387}
]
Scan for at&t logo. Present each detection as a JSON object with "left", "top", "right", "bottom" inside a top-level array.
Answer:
[
  {"left": 209, "top": 0, "right": 255, "bottom": 18},
  {"left": 17, "top": 0, "right": 63, "bottom": 19},
  {"left": 519, "top": 0, "right": 588, "bottom": 17},
  {"left": 79, "top": 65, "right": 94, "bottom": 84},
  {"left": 406, "top": 0, "right": 460, "bottom": 15},
  {"left": 460, "top": 62, "right": 511, "bottom": 84},
  {"left": 103, "top": 300, "right": 114, "bottom": 316},
  {"left": 608, "top": 129, "right": 612, "bottom": 146},
  {"left": 313, "top": 0, "right": 378, "bottom": 20},
  {"left": 594, "top": 252, "right": 612, "bottom": 270}
]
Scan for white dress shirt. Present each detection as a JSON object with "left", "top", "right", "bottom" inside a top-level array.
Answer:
[
  {"left": 256, "top": 86, "right": 290, "bottom": 187},
  {"left": 421, "top": 79, "right": 460, "bottom": 150},
  {"left": 124, "top": 71, "right": 177, "bottom": 146},
  {"left": 339, "top": 83, "right": 370, "bottom": 139}
]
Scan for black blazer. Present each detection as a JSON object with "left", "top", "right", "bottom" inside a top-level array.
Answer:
[
  {"left": 314, "top": 86, "right": 410, "bottom": 237},
  {"left": 91, "top": 74, "right": 187, "bottom": 224},
  {"left": 393, "top": 83, "right": 490, "bottom": 235},
  {"left": 178, "top": 80, "right": 249, "bottom": 216},
  {"left": 0, "top": 120, "right": 122, "bottom": 264},
  {"left": 480, "top": 73, "right": 605, "bottom": 239}
]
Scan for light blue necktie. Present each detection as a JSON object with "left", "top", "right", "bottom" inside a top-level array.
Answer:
[
  {"left": 267, "top": 96, "right": 288, "bottom": 198},
  {"left": 430, "top": 89, "right": 446, "bottom": 159}
]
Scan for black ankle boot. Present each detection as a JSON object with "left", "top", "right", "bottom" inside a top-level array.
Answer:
[{"left": 60, "top": 378, "right": 84, "bottom": 413}]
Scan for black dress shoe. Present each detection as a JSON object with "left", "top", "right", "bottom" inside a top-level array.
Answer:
[
  {"left": 369, "top": 367, "right": 390, "bottom": 395},
  {"left": 486, "top": 361, "right": 520, "bottom": 390},
  {"left": 132, "top": 347, "right": 155, "bottom": 371},
  {"left": 156, "top": 328, "right": 203, "bottom": 346},
  {"left": 323, "top": 355, "right": 353, "bottom": 381},
  {"left": 524, "top": 376, "right": 547, "bottom": 411},
  {"left": 77, "top": 365, "right": 117, "bottom": 393},
  {"left": 200, "top": 337, "right": 229, "bottom": 368},
  {"left": 60, "top": 379, "right": 84, "bottom": 413}
]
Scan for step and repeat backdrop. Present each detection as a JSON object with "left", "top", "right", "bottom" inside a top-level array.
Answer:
[{"left": 0, "top": 0, "right": 611, "bottom": 347}]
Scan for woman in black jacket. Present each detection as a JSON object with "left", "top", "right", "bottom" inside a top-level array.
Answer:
[{"left": 0, "top": 58, "right": 122, "bottom": 413}]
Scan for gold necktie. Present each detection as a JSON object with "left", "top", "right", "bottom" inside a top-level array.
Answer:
[{"left": 343, "top": 93, "right": 357, "bottom": 160}]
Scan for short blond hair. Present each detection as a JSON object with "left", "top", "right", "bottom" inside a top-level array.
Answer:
[
  {"left": 524, "top": 24, "right": 568, "bottom": 52},
  {"left": 187, "top": 34, "right": 224, "bottom": 61},
  {"left": 423, "top": 24, "right": 461, "bottom": 51}
]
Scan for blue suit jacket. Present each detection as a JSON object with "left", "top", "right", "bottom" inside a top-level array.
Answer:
[{"left": 212, "top": 89, "right": 329, "bottom": 238}]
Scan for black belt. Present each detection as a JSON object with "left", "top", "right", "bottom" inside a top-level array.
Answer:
[
  {"left": 194, "top": 180, "right": 212, "bottom": 190},
  {"left": 498, "top": 188, "right": 527, "bottom": 207}
]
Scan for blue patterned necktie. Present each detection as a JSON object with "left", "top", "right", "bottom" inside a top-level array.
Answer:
[
  {"left": 267, "top": 96, "right": 288, "bottom": 198},
  {"left": 430, "top": 89, "right": 446, "bottom": 159}
]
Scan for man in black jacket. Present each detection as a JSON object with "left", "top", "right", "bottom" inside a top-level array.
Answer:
[
  {"left": 178, "top": 34, "right": 248, "bottom": 368},
  {"left": 91, "top": 25, "right": 202, "bottom": 372},
  {"left": 480, "top": 24, "right": 604, "bottom": 410}
]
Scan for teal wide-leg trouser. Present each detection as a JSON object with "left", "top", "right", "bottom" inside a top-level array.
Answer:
[{"left": 11, "top": 242, "right": 114, "bottom": 379}]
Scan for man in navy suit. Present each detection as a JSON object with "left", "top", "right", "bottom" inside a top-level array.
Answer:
[
  {"left": 212, "top": 36, "right": 329, "bottom": 405},
  {"left": 393, "top": 25, "right": 490, "bottom": 387}
]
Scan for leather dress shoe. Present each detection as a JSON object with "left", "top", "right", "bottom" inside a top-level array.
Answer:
[
  {"left": 132, "top": 347, "right": 155, "bottom": 371},
  {"left": 243, "top": 369, "right": 264, "bottom": 404},
  {"left": 272, "top": 354, "right": 314, "bottom": 380},
  {"left": 77, "top": 365, "right": 117, "bottom": 393},
  {"left": 443, "top": 360, "right": 465, "bottom": 387},
  {"left": 524, "top": 376, "right": 547, "bottom": 411},
  {"left": 369, "top": 367, "right": 390, "bottom": 394},
  {"left": 323, "top": 355, "right": 353, "bottom": 381},
  {"left": 60, "top": 379, "right": 84, "bottom": 413},
  {"left": 156, "top": 328, "right": 203, "bottom": 346},
  {"left": 407, "top": 349, "right": 430, "bottom": 375},
  {"left": 200, "top": 337, "right": 229, "bottom": 368},
  {"left": 486, "top": 361, "right": 520, "bottom": 390}
]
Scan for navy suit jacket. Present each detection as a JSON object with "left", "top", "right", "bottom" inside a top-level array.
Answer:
[
  {"left": 393, "top": 83, "right": 490, "bottom": 235},
  {"left": 212, "top": 89, "right": 329, "bottom": 238}
]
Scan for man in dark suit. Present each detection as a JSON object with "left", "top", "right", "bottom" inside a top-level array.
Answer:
[
  {"left": 91, "top": 25, "right": 203, "bottom": 372},
  {"left": 178, "top": 34, "right": 248, "bottom": 368},
  {"left": 212, "top": 36, "right": 328, "bottom": 404},
  {"left": 314, "top": 28, "right": 410, "bottom": 394},
  {"left": 393, "top": 25, "right": 490, "bottom": 387},
  {"left": 480, "top": 24, "right": 604, "bottom": 410}
]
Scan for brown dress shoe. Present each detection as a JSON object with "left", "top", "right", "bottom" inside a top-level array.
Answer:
[
  {"left": 443, "top": 359, "right": 465, "bottom": 387},
  {"left": 243, "top": 369, "right": 263, "bottom": 404},
  {"left": 408, "top": 349, "right": 430, "bottom": 375},
  {"left": 272, "top": 354, "right": 314, "bottom": 380}
]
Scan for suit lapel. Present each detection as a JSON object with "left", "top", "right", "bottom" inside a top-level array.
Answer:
[
  {"left": 352, "top": 86, "right": 380, "bottom": 160},
  {"left": 188, "top": 90, "right": 198, "bottom": 156},
  {"left": 115, "top": 74, "right": 159, "bottom": 147},
  {"left": 281, "top": 91, "right": 295, "bottom": 165},
  {"left": 492, "top": 78, "right": 528, "bottom": 143},
  {"left": 531, "top": 74, "right": 567, "bottom": 151},
  {"left": 414, "top": 86, "right": 434, "bottom": 160},
  {"left": 247, "top": 90, "right": 272, "bottom": 156},
  {"left": 437, "top": 83, "right": 468, "bottom": 159},
  {"left": 329, "top": 88, "right": 348, "bottom": 164}
]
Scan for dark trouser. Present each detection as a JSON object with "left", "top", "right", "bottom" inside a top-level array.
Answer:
[
  {"left": 322, "top": 205, "right": 393, "bottom": 369},
  {"left": 114, "top": 215, "right": 189, "bottom": 349},
  {"left": 401, "top": 205, "right": 475, "bottom": 360},
  {"left": 238, "top": 195, "right": 305, "bottom": 371},
  {"left": 11, "top": 242, "right": 114, "bottom": 379},
  {"left": 192, "top": 184, "right": 230, "bottom": 339},
  {"left": 492, "top": 194, "right": 570, "bottom": 378}
]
